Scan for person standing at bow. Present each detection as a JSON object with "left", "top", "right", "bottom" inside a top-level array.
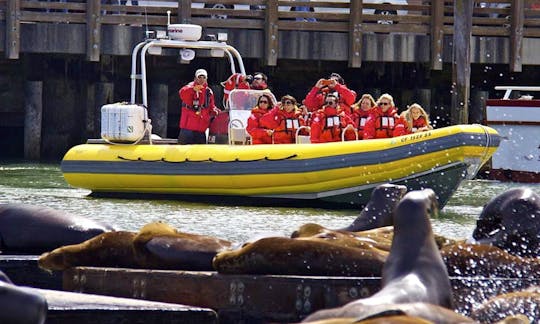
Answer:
[{"left": 178, "top": 69, "right": 220, "bottom": 144}]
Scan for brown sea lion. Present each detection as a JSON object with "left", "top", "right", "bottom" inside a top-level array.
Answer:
[
  {"left": 38, "top": 231, "right": 138, "bottom": 271},
  {"left": 338, "top": 184, "right": 408, "bottom": 232},
  {"left": 302, "top": 189, "right": 455, "bottom": 322},
  {"left": 472, "top": 188, "right": 540, "bottom": 257},
  {"left": 471, "top": 286, "right": 540, "bottom": 324},
  {"left": 301, "top": 302, "right": 476, "bottom": 324},
  {"left": 213, "top": 235, "right": 387, "bottom": 276},
  {"left": 441, "top": 242, "right": 540, "bottom": 278},
  {"left": 0, "top": 203, "right": 116, "bottom": 254},
  {"left": 133, "top": 222, "right": 232, "bottom": 270}
]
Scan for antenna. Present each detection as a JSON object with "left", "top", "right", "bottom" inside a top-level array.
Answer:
[
  {"left": 144, "top": 6, "right": 149, "bottom": 38},
  {"left": 167, "top": 10, "right": 171, "bottom": 27}
]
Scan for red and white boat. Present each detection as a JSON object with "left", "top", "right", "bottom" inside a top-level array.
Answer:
[{"left": 484, "top": 86, "right": 540, "bottom": 183}]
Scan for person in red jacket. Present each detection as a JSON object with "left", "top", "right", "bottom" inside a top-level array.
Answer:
[
  {"left": 362, "top": 93, "right": 400, "bottom": 140},
  {"left": 246, "top": 94, "right": 274, "bottom": 144},
  {"left": 393, "top": 103, "right": 433, "bottom": 136},
  {"left": 221, "top": 72, "right": 269, "bottom": 107},
  {"left": 303, "top": 73, "right": 356, "bottom": 113},
  {"left": 310, "top": 93, "right": 355, "bottom": 143},
  {"left": 260, "top": 95, "right": 306, "bottom": 144},
  {"left": 178, "top": 69, "right": 220, "bottom": 144},
  {"left": 352, "top": 93, "right": 377, "bottom": 140}
]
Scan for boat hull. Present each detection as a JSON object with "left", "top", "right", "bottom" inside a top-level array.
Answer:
[{"left": 61, "top": 125, "right": 500, "bottom": 208}]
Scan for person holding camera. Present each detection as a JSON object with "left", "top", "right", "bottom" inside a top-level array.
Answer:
[
  {"left": 303, "top": 72, "right": 356, "bottom": 113},
  {"left": 309, "top": 93, "right": 355, "bottom": 143},
  {"left": 178, "top": 69, "right": 220, "bottom": 144}
]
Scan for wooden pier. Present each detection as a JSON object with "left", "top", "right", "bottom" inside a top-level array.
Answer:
[{"left": 2, "top": 0, "right": 540, "bottom": 159}]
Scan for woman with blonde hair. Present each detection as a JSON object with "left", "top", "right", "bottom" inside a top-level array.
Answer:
[
  {"left": 402, "top": 103, "right": 433, "bottom": 133},
  {"left": 363, "top": 93, "right": 400, "bottom": 139}
]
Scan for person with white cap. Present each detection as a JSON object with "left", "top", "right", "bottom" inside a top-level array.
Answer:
[{"left": 178, "top": 68, "right": 219, "bottom": 144}]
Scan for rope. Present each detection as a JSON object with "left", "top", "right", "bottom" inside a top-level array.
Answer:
[{"left": 117, "top": 154, "right": 298, "bottom": 163}]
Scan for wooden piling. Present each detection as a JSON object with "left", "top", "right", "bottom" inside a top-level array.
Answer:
[
  {"left": 149, "top": 83, "right": 169, "bottom": 138},
  {"left": 348, "top": 0, "right": 363, "bottom": 68},
  {"left": 94, "top": 82, "right": 114, "bottom": 138},
  {"left": 509, "top": 0, "right": 524, "bottom": 73},
  {"left": 24, "top": 81, "right": 43, "bottom": 160},
  {"left": 5, "top": 0, "right": 20, "bottom": 59},
  {"left": 451, "top": 0, "right": 473, "bottom": 125}
]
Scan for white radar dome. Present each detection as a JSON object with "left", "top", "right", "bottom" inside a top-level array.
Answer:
[{"left": 168, "top": 24, "right": 202, "bottom": 41}]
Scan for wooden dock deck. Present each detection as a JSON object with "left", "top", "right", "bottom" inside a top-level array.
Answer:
[{"left": 64, "top": 267, "right": 540, "bottom": 323}]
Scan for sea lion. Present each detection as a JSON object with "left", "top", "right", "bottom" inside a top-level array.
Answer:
[
  {"left": 132, "top": 222, "right": 232, "bottom": 270},
  {"left": 0, "top": 269, "right": 12, "bottom": 283},
  {"left": 471, "top": 188, "right": 540, "bottom": 257},
  {"left": 0, "top": 203, "right": 116, "bottom": 254},
  {"left": 301, "top": 302, "right": 476, "bottom": 324},
  {"left": 441, "top": 242, "right": 540, "bottom": 278},
  {"left": 0, "top": 280, "right": 47, "bottom": 324},
  {"left": 338, "top": 184, "right": 408, "bottom": 232},
  {"left": 471, "top": 286, "right": 540, "bottom": 324},
  {"left": 38, "top": 231, "right": 138, "bottom": 271},
  {"left": 213, "top": 235, "right": 387, "bottom": 276},
  {"left": 302, "top": 189, "right": 455, "bottom": 322}
]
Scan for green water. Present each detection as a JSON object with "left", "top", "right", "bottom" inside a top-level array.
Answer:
[{"left": 1, "top": 161, "right": 539, "bottom": 244}]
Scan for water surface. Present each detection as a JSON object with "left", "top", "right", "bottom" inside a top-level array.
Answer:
[{"left": 1, "top": 162, "right": 539, "bottom": 244}]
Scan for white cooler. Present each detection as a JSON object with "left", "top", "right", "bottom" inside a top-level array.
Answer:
[{"left": 101, "top": 103, "right": 148, "bottom": 143}]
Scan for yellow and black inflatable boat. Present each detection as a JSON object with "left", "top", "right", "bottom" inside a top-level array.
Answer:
[{"left": 61, "top": 124, "right": 500, "bottom": 208}]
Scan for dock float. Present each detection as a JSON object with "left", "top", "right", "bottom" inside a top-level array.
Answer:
[
  {"left": 63, "top": 267, "right": 540, "bottom": 323},
  {"left": 34, "top": 287, "right": 217, "bottom": 324},
  {"left": 0, "top": 255, "right": 62, "bottom": 290}
]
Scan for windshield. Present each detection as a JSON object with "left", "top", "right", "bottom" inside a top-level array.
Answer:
[{"left": 228, "top": 89, "right": 277, "bottom": 111}]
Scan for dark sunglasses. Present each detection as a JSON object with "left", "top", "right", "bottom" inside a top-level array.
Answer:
[
  {"left": 283, "top": 100, "right": 293, "bottom": 105},
  {"left": 325, "top": 100, "right": 336, "bottom": 105},
  {"left": 197, "top": 75, "right": 207, "bottom": 79},
  {"left": 379, "top": 102, "right": 390, "bottom": 106},
  {"left": 259, "top": 100, "right": 269, "bottom": 104},
  {"left": 254, "top": 76, "right": 264, "bottom": 80}
]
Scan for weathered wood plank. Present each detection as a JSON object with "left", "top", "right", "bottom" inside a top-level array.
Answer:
[
  {"left": 24, "top": 81, "right": 42, "bottom": 160},
  {"left": 86, "top": 0, "right": 100, "bottom": 62},
  {"left": 179, "top": 0, "right": 191, "bottom": 24},
  {"left": 431, "top": 0, "right": 443, "bottom": 70},
  {"left": 63, "top": 267, "right": 540, "bottom": 323},
  {"left": 0, "top": 255, "right": 62, "bottom": 290},
  {"left": 39, "top": 288, "right": 218, "bottom": 324},
  {"left": 509, "top": 0, "right": 524, "bottom": 72},
  {"left": 451, "top": 0, "right": 473, "bottom": 125},
  {"left": 6, "top": 0, "right": 20, "bottom": 59},
  {"left": 265, "top": 0, "right": 278, "bottom": 66},
  {"left": 348, "top": 0, "right": 362, "bottom": 68}
]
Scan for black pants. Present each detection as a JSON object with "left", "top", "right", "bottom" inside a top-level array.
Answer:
[{"left": 178, "top": 129, "right": 207, "bottom": 145}]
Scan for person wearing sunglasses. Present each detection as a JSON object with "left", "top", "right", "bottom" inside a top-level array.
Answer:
[
  {"left": 178, "top": 69, "right": 220, "bottom": 144},
  {"left": 303, "top": 72, "right": 356, "bottom": 114},
  {"left": 260, "top": 95, "right": 306, "bottom": 144},
  {"left": 310, "top": 93, "right": 355, "bottom": 143},
  {"left": 246, "top": 94, "right": 275, "bottom": 144},
  {"left": 362, "top": 93, "right": 401, "bottom": 140},
  {"left": 351, "top": 93, "right": 377, "bottom": 140},
  {"left": 221, "top": 72, "right": 269, "bottom": 107}
]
